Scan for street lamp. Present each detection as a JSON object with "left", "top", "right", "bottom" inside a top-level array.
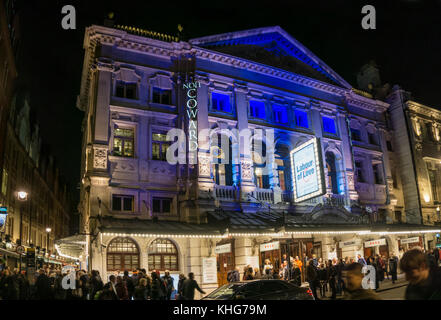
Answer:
[
  {"left": 46, "top": 227, "right": 51, "bottom": 254},
  {"left": 16, "top": 190, "right": 28, "bottom": 272}
]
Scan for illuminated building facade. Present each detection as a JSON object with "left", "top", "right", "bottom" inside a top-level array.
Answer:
[{"left": 76, "top": 24, "right": 439, "bottom": 294}]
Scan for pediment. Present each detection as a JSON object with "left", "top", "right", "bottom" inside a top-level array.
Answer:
[{"left": 190, "top": 26, "right": 351, "bottom": 89}]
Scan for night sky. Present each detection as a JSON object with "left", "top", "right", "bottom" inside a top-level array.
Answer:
[{"left": 17, "top": 0, "right": 441, "bottom": 205}]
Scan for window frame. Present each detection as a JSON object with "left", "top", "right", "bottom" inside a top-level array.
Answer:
[
  {"left": 112, "top": 194, "right": 135, "bottom": 213},
  {"left": 151, "top": 87, "right": 172, "bottom": 105},
  {"left": 107, "top": 237, "right": 140, "bottom": 272},
  {"left": 322, "top": 116, "right": 337, "bottom": 135},
  {"left": 249, "top": 100, "right": 266, "bottom": 119},
  {"left": 114, "top": 81, "right": 138, "bottom": 100},
  {"left": 152, "top": 197, "right": 173, "bottom": 215},
  {"left": 294, "top": 109, "right": 309, "bottom": 128},
  {"left": 151, "top": 131, "right": 171, "bottom": 161},
  {"left": 211, "top": 91, "right": 232, "bottom": 113},
  {"left": 148, "top": 238, "right": 179, "bottom": 271},
  {"left": 112, "top": 124, "right": 135, "bottom": 158}
]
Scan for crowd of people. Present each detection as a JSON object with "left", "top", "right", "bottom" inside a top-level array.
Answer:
[
  {"left": 0, "top": 267, "right": 205, "bottom": 300},
  {"left": 226, "top": 247, "right": 441, "bottom": 300}
]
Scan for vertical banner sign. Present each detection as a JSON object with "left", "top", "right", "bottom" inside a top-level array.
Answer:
[
  {"left": 0, "top": 207, "right": 7, "bottom": 232},
  {"left": 290, "top": 137, "right": 325, "bottom": 202},
  {"left": 26, "top": 247, "right": 36, "bottom": 285},
  {"left": 183, "top": 80, "right": 200, "bottom": 164}
]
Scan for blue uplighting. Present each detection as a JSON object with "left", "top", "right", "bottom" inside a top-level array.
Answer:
[
  {"left": 322, "top": 116, "right": 336, "bottom": 134},
  {"left": 249, "top": 100, "right": 266, "bottom": 119},
  {"left": 295, "top": 110, "right": 308, "bottom": 128},
  {"left": 212, "top": 92, "right": 231, "bottom": 113},
  {"left": 273, "top": 104, "right": 288, "bottom": 124}
]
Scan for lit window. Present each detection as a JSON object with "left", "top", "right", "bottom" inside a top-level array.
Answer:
[
  {"left": 429, "top": 169, "right": 439, "bottom": 201},
  {"left": 148, "top": 239, "right": 178, "bottom": 271},
  {"left": 152, "top": 87, "right": 172, "bottom": 105},
  {"left": 112, "top": 195, "right": 134, "bottom": 212},
  {"left": 115, "top": 81, "right": 137, "bottom": 99},
  {"left": 212, "top": 92, "right": 231, "bottom": 112},
  {"left": 249, "top": 100, "right": 265, "bottom": 119},
  {"left": 152, "top": 132, "right": 170, "bottom": 161},
  {"left": 113, "top": 126, "right": 134, "bottom": 157},
  {"left": 322, "top": 117, "right": 336, "bottom": 134},
  {"left": 273, "top": 105, "right": 288, "bottom": 124},
  {"left": 152, "top": 197, "right": 172, "bottom": 214},
  {"left": 295, "top": 110, "right": 308, "bottom": 128}
]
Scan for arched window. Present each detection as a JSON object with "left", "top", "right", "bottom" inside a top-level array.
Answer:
[
  {"left": 326, "top": 152, "right": 339, "bottom": 194},
  {"left": 212, "top": 134, "right": 233, "bottom": 186},
  {"left": 252, "top": 141, "right": 269, "bottom": 189},
  {"left": 275, "top": 144, "right": 291, "bottom": 192},
  {"left": 148, "top": 238, "right": 179, "bottom": 271},
  {"left": 107, "top": 237, "right": 140, "bottom": 272}
]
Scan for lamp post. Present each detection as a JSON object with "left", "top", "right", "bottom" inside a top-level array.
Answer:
[
  {"left": 46, "top": 227, "right": 51, "bottom": 254},
  {"left": 17, "top": 190, "right": 28, "bottom": 272}
]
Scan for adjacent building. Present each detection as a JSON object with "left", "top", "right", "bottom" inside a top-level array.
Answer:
[{"left": 75, "top": 24, "right": 440, "bottom": 295}]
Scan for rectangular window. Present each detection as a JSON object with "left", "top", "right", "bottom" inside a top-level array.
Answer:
[
  {"left": 152, "top": 197, "right": 172, "bottom": 214},
  {"left": 373, "top": 164, "right": 384, "bottom": 184},
  {"left": 429, "top": 169, "right": 439, "bottom": 201},
  {"left": 355, "top": 160, "right": 365, "bottom": 183},
  {"left": 1, "top": 168, "right": 7, "bottom": 195},
  {"left": 351, "top": 128, "right": 362, "bottom": 142},
  {"left": 395, "top": 211, "right": 402, "bottom": 223},
  {"left": 112, "top": 195, "right": 134, "bottom": 212},
  {"left": 152, "top": 132, "right": 170, "bottom": 161},
  {"left": 212, "top": 92, "right": 231, "bottom": 112},
  {"left": 386, "top": 140, "right": 393, "bottom": 152},
  {"left": 322, "top": 116, "right": 336, "bottom": 134},
  {"left": 295, "top": 110, "right": 308, "bottom": 128},
  {"left": 392, "top": 168, "right": 398, "bottom": 188},
  {"left": 113, "top": 126, "right": 134, "bottom": 157},
  {"left": 368, "top": 133, "right": 377, "bottom": 145},
  {"left": 152, "top": 87, "right": 172, "bottom": 105},
  {"left": 273, "top": 105, "right": 288, "bottom": 124},
  {"left": 115, "top": 81, "right": 137, "bottom": 99},
  {"left": 249, "top": 100, "right": 265, "bottom": 119}
]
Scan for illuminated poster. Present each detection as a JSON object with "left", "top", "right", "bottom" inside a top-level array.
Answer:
[
  {"left": 0, "top": 207, "right": 7, "bottom": 231},
  {"left": 290, "top": 137, "right": 325, "bottom": 202}
]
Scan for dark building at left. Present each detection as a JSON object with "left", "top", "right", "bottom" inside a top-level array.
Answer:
[{"left": 0, "top": 0, "right": 74, "bottom": 270}]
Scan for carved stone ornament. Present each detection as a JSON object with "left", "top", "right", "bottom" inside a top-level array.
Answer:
[
  {"left": 93, "top": 147, "right": 108, "bottom": 169},
  {"left": 241, "top": 160, "right": 253, "bottom": 180}
]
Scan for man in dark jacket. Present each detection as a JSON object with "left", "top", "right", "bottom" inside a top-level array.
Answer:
[
  {"left": 326, "top": 260, "right": 337, "bottom": 299},
  {"left": 35, "top": 269, "right": 52, "bottom": 300},
  {"left": 0, "top": 269, "right": 19, "bottom": 300},
  {"left": 181, "top": 272, "right": 205, "bottom": 300},
  {"left": 400, "top": 249, "right": 441, "bottom": 300},
  {"left": 306, "top": 260, "right": 319, "bottom": 300},
  {"left": 123, "top": 270, "right": 135, "bottom": 300},
  {"left": 227, "top": 267, "right": 240, "bottom": 282},
  {"left": 161, "top": 270, "right": 174, "bottom": 300},
  {"left": 342, "top": 263, "right": 381, "bottom": 300},
  {"left": 388, "top": 253, "right": 398, "bottom": 284}
]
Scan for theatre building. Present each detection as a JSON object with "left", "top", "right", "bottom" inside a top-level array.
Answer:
[{"left": 74, "top": 24, "right": 440, "bottom": 295}]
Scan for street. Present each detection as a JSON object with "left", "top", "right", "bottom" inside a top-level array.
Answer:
[{"left": 377, "top": 285, "right": 407, "bottom": 300}]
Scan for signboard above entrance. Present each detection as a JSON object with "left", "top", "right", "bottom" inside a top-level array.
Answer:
[
  {"left": 260, "top": 241, "right": 280, "bottom": 252},
  {"left": 215, "top": 243, "right": 231, "bottom": 254},
  {"left": 364, "top": 239, "right": 386, "bottom": 248},
  {"left": 400, "top": 237, "right": 420, "bottom": 245}
]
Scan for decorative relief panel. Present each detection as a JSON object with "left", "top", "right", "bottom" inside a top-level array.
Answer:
[
  {"left": 93, "top": 147, "right": 108, "bottom": 169},
  {"left": 198, "top": 155, "right": 211, "bottom": 177},
  {"left": 241, "top": 159, "right": 253, "bottom": 181}
]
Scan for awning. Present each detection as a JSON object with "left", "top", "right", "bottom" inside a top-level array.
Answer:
[
  {"left": 0, "top": 247, "right": 21, "bottom": 258},
  {"left": 55, "top": 234, "right": 86, "bottom": 260}
]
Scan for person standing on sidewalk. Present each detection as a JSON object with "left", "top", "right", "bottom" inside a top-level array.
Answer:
[
  {"left": 388, "top": 253, "right": 398, "bottom": 284},
  {"left": 400, "top": 249, "right": 441, "bottom": 300},
  {"left": 306, "top": 260, "right": 319, "bottom": 300},
  {"left": 181, "top": 272, "right": 206, "bottom": 300},
  {"left": 342, "top": 263, "right": 381, "bottom": 300}
]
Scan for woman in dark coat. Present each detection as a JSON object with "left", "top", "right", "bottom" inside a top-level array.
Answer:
[
  {"left": 115, "top": 276, "right": 129, "bottom": 300},
  {"left": 150, "top": 272, "right": 164, "bottom": 300},
  {"left": 306, "top": 260, "right": 319, "bottom": 300},
  {"left": 292, "top": 262, "right": 302, "bottom": 287}
]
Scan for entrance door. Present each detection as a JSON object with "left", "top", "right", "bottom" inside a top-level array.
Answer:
[
  {"left": 379, "top": 245, "right": 389, "bottom": 259},
  {"left": 217, "top": 252, "right": 234, "bottom": 287},
  {"left": 364, "top": 247, "right": 374, "bottom": 260}
]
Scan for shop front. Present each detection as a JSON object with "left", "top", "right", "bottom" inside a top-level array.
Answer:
[
  {"left": 215, "top": 239, "right": 235, "bottom": 287},
  {"left": 259, "top": 238, "right": 322, "bottom": 279},
  {"left": 338, "top": 238, "right": 362, "bottom": 260},
  {"left": 363, "top": 238, "right": 389, "bottom": 259}
]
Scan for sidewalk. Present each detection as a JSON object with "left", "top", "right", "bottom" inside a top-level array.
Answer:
[{"left": 316, "top": 273, "right": 408, "bottom": 300}]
